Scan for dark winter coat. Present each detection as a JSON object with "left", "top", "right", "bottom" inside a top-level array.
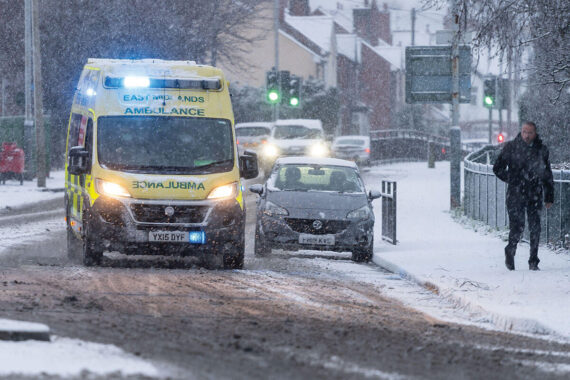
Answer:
[{"left": 493, "top": 133, "right": 554, "bottom": 205}]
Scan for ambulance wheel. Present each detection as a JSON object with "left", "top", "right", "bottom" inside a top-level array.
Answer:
[
  {"left": 82, "top": 217, "right": 103, "bottom": 267},
  {"left": 223, "top": 241, "right": 244, "bottom": 269}
]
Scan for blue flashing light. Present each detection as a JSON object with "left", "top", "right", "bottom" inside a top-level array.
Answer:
[
  {"left": 188, "top": 231, "right": 206, "bottom": 244},
  {"left": 124, "top": 76, "right": 150, "bottom": 88}
]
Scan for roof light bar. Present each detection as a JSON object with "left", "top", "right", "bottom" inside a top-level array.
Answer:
[{"left": 104, "top": 76, "right": 221, "bottom": 90}]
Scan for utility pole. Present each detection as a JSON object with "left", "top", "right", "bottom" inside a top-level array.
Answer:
[
  {"left": 449, "top": 0, "right": 461, "bottom": 209},
  {"left": 273, "top": 0, "right": 280, "bottom": 122},
  {"left": 507, "top": 49, "right": 512, "bottom": 136},
  {"left": 24, "top": 0, "right": 34, "bottom": 176},
  {"left": 32, "top": 0, "right": 46, "bottom": 187},
  {"left": 411, "top": 8, "right": 416, "bottom": 46}
]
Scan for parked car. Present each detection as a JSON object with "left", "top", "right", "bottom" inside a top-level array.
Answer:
[
  {"left": 259, "top": 119, "right": 329, "bottom": 175},
  {"left": 249, "top": 156, "right": 381, "bottom": 262},
  {"left": 235, "top": 122, "right": 273, "bottom": 155},
  {"left": 331, "top": 135, "right": 371, "bottom": 165}
]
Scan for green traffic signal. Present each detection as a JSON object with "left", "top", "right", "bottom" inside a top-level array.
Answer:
[
  {"left": 268, "top": 90, "right": 280, "bottom": 103},
  {"left": 484, "top": 96, "right": 494, "bottom": 106},
  {"left": 289, "top": 97, "right": 299, "bottom": 107}
]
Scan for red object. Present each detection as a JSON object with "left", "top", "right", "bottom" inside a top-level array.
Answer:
[
  {"left": 0, "top": 142, "right": 25, "bottom": 174},
  {"left": 364, "top": 147, "right": 371, "bottom": 153},
  {"left": 498, "top": 133, "right": 504, "bottom": 143},
  {"left": 441, "top": 148, "right": 446, "bottom": 154}
]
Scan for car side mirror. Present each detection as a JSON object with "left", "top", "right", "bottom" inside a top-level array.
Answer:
[
  {"left": 239, "top": 150, "right": 259, "bottom": 179},
  {"left": 68, "top": 145, "right": 89, "bottom": 175},
  {"left": 368, "top": 190, "right": 381, "bottom": 200},
  {"left": 249, "top": 184, "right": 263, "bottom": 195}
]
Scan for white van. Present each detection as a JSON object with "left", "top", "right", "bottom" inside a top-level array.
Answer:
[{"left": 259, "top": 119, "right": 328, "bottom": 174}]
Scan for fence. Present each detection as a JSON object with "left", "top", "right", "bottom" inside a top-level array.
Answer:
[
  {"left": 464, "top": 146, "right": 570, "bottom": 248},
  {"left": 381, "top": 180, "right": 397, "bottom": 245}
]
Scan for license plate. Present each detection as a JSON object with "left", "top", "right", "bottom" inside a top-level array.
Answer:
[
  {"left": 298, "top": 234, "right": 335, "bottom": 245},
  {"left": 149, "top": 231, "right": 189, "bottom": 242}
]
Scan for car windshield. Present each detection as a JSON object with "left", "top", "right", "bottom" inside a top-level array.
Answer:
[
  {"left": 236, "top": 127, "right": 270, "bottom": 137},
  {"left": 273, "top": 125, "right": 322, "bottom": 139},
  {"left": 272, "top": 164, "right": 364, "bottom": 193},
  {"left": 336, "top": 139, "right": 365, "bottom": 146},
  {"left": 97, "top": 116, "right": 234, "bottom": 174}
]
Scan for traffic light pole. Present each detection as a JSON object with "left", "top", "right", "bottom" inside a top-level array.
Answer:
[
  {"left": 273, "top": 0, "right": 280, "bottom": 121},
  {"left": 449, "top": 0, "right": 461, "bottom": 210},
  {"left": 488, "top": 107, "right": 493, "bottom": 144}
]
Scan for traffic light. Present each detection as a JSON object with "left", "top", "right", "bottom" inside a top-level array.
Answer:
[
  {"left": 279, "top": 70, "right": 290, "bottom": 105},
  {"left": 266, "top": 70, "right": 280, "bottom": 104},
  {"left": 497, "top": 133, "right": 505, "bottom": 143},
  {"left": 288, "top": 75, "right": 301, "bottom": 107},
  {"left": 483, "top": 78, "right": 496, "bottom": 108}
]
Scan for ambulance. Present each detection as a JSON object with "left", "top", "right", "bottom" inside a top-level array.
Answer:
[{"left": 65, "top": 59, "right": 258, "bottom": 269}]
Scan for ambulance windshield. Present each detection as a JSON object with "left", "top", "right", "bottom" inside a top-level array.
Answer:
[{"left": 97, "top": 116, "right": 234, "bottom": 174}]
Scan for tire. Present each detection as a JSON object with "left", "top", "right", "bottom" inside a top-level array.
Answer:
[
  {"left": 351, "top": 237, "right": 373, "bottom": 262},
  {"left": 82, "top": 214, "right": 103, "bottom": 267},
  {"left": 223, "top": 241, "right": 244, "bottom": 269},
  {"left": 254, "top": 224, "right": 270, "bottom": 257}
]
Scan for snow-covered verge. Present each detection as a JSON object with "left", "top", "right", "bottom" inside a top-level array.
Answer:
[
  {"left": 366, "top": 162, "right": 570, "bottom": 340},
  {"left": 0, "top": 171, "right": 65, "bottom": 210},
  {"left": 0, "top": 334, "right": 160, "bottom": 378}
]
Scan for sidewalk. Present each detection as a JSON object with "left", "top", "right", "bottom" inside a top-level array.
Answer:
[{"left": 369, "top": 162, "right": 570, "bottom": 340}]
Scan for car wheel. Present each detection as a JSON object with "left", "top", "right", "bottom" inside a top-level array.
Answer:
[
  {"left": 223, "top": 240, "right": 244, "bottom": 270},
  {"left": 254, "top": 224, "right": 270, "bottom": 257},
  {"left": 351, "top": 237, "right": 373, "bottom": 262}
]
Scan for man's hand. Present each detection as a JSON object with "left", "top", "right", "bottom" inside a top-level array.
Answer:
[{"left": 545, "top": 202, "right": 553, "bottom": 209}]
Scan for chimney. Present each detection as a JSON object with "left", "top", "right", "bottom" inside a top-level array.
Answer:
[
  {"left": 353, "top": 8, "right": 378, "bottom": 46},
  {"left": 376, "top": 2, "right": 392, "bottom": 45},
  {"left": 289, "top": 0, "right": 310, "bottom": 16}
]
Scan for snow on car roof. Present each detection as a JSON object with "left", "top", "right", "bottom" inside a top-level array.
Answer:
[
  {"left": 274, "top": 119, "right": 322, "bottom": 130},
  {"left": 275, "top": 156, "right": 358, "bottom": 168},
  {"left": 334, "top": 135, "right": 370, "bottom": 141},
  {"left": 235, "top": 122, "right": 273, "bottom": 129}
]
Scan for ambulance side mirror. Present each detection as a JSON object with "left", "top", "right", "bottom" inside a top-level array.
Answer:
[
  {"left": 68, "top": 145, "right": 89, "bottom": 175},
  {"left": 239, "top": 150, "right": 259, "bottom": 180}
]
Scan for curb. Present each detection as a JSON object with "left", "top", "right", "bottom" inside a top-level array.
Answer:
[
  {"left": 372, "top": 255, "right": 564, "bottom": 339},
  {"left": 0, "top": 319, "right": 51, "bottom": 342}
]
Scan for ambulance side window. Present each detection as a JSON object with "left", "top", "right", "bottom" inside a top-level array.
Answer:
[
  {"left": 84, "top": 119, "right": 93, "bottom": 171},
  {"left": 67, "top": 113, "right": 82, "bottom": 153}
]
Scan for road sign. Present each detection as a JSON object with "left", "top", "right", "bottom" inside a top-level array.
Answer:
[{"left": 405, "top": 45, "right": 472, "bottom": 104}]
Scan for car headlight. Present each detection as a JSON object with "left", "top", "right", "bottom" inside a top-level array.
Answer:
[
  {"left": 347, "top": 205, "right": 371, "bottom": 220},
  {"left": 263, "top": 201, "right": 289, "bottom": 217},
  {"left": 309, "top": 143, "right": 328, "bottom": 157},
  {"left": 262, "top": 144, "right": 279, "bottom": 158},
  {"left": 207, "top": 182, "right": 237, "bottom": 199},
  {"left": 95, "top": 179, "right": 131, "bottom": 198}
]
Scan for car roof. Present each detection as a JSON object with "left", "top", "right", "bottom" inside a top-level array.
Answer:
[
  {"left": 235, "top": 122, "right": 273, "bottom": 129},
  {"left": 275, "top": 156, "right": 358, "bottom": 168},
  {"left": 333, "top": 135, "right": 370, "bottom": 141},
  {"left": 274, "top": 119, "right": 322, "bottom": 130}
]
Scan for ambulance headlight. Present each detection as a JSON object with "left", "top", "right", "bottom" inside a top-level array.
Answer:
[
  {"left": 309, "top": 143, "right": 328, "bottom": 157},
  {"left": 207, "top": 182, "right": 237, "bottom": 199},
  {"left": 95, "top": 179, "right": 131, "bottom": 198},
  {"left": 262, "top": 144, "right": 279, "bottom": 158},
  {"left": 124, "top": 76, "right": 150, "bottom": 88}
]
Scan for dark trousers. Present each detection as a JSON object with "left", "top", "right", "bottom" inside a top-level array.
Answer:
[{"left": 505, "top": 197, "right": 542, "bottom": 265}]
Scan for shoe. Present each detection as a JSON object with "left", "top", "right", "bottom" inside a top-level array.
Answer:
[
  {"left": 505, "top": 254, "right": 515, "bottom": 271},
  {"left": 529, "top": 262, "right": 540, "bottom": 271}
]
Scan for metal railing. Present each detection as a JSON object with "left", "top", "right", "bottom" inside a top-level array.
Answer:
[{"left": 464, "top": 146, "right": 570, "bottom": 248}]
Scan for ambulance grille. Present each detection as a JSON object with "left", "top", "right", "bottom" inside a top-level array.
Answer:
[{"left": 130, "top": 204, "right": 209, "bottom": 224}]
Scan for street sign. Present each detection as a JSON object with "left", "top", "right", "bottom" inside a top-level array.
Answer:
[{"left": 405, "top": 45, "right": 472, "bottom": 104}]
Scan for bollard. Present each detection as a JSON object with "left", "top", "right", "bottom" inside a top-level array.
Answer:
[{"left": 428, "top": 141, "right": 435, "bottom": 168}]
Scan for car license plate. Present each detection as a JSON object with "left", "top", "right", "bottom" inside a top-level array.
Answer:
[
  {"left": 298, "top": 234, "right": 335, "bottom": 245},
  {"left": 149, "top": 231, "right": 189, "bottom": 242}
]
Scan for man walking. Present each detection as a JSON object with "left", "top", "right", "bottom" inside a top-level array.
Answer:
[{"left": 493, "top": 122, "right": 554, "bottom": 271}]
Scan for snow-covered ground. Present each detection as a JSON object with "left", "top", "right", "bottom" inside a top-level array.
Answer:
[
  {"left": 365, "top": 162, "right": 570, "bottom": 340},
  {"left": 0, "top": 170, "right": 65, "bottom": 210}
]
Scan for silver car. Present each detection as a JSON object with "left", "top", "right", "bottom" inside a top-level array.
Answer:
[{"left": 249, "top": 157, "right": 380, "bottom": 262}]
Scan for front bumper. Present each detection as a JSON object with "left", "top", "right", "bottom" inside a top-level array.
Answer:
[
  {"left": 86, "top": 196, "right": 244, "bottom": 255},
  {"left": 258, "top": 214, "right": 373, "bottom": 252}
]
